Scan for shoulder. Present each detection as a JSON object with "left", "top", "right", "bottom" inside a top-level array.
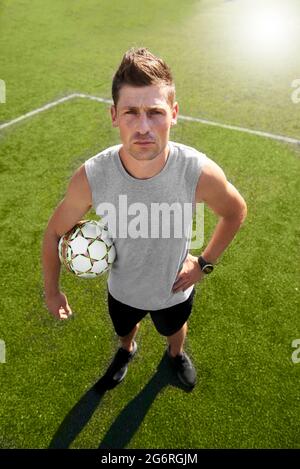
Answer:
[
  {"left": 195, "top": 156, "right": 229, "bottom": 203},
  {"left": 170, "top": 142, "right": 208, "bottom": 183},
  {"left": 84, "top": 144, "right": 121, "bottom": 186},
  {"left": 170, "top": 141, "right": 208, "bottom": 163},
  {"left": 85, "top": 143, "right": 121, "bottom": 166},
  {"left": 170, "top": 141, "right": 209, "bottom": 188}
]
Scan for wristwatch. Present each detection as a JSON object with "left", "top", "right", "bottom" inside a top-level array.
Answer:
[{"left": 198, "top": 256, "right": 214, "bottom": 274}]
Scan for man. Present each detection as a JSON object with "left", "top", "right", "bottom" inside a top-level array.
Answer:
[{"left": 42, "top": 47, "right": 247, "bottom": 390}]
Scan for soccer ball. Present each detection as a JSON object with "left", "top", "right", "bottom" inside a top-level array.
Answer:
[{"left": 58, "top": 220, "right": 116, "bottom": 278}]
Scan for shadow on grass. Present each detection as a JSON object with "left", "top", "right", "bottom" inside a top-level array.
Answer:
[
  {"left": 98, "top": 352, "right": 192, "bottom": 449},
  {"left": 48, "top": 375, "right": 117, "bottom": 448},
  {"left": 49, "top": 350, "right": 193, "bottom": 449}
]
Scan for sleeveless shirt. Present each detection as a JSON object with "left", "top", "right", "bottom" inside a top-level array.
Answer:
[{"left": 84, "top": 141, "right": 207, "bottom": 310}]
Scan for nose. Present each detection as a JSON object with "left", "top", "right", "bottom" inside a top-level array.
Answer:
[{"left": 136, "top": 113, "right": 151, "bottom": 134}]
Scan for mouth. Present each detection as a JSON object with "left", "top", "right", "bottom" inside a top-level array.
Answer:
[{"left": 134, "top": 141, "right": 155, "bottom": 146}]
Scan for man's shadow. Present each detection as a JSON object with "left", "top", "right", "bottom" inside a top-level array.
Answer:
[{"left": 49, "top": 351, "right": 193, "bottom": 449}]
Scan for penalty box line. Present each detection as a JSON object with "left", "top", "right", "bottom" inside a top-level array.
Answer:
[{"left": 0, "top": 92, "right": 300, "bottom": 146}]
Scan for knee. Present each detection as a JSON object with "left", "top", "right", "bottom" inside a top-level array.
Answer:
[
  {"left": 129, "top": 322, "right": 140, "bottom": 335},
  {"left": 166, "top": 321, "right": 187, "bottom": 338}
]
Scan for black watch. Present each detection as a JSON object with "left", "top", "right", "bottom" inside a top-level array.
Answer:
[{"left": 198, "top": 256, "right": 214, "bottom": 274}]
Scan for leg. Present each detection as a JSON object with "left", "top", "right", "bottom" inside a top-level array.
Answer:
[
  {"left": 103, "top": 322, "right": 140, "bottom": 385},
  {"left": 150, "top": 297, "right": 196, "bottom": 388},
  {"left": 166, "top": 320, "right": 196, "bottom": 388},
  {"left": 150, "top": 288, "right": 195, "bottom": 353},
  {"left": 119, "top": 322, "right": 140, "bottom": 352},
  {"left": 166, "top": 321, "right": 188, "bottom": 357}
]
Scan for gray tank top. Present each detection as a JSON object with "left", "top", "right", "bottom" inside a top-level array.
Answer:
[{"left": 84, "top": 141, "right": 207, "bottom": 310}]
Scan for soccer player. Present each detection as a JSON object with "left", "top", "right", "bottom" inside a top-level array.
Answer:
[{"left": 42, "top": 47, "right": 247, "bottom": 389}]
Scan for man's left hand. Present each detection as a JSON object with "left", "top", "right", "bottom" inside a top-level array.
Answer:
[{"left": 172, "top": 254, "right": 204, "bottom": 293}]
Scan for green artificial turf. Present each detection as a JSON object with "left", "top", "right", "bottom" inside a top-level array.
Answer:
[{"left": 0, "top": 0, "right": 299, "bottom": 449}]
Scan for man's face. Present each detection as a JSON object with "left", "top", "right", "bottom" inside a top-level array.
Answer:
[{"left": 111, "top": 84, "right": 178, "bottom": 161}]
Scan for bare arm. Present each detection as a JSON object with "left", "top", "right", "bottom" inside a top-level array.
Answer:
[
  {"left": 196, "top": 158, "right": 247, "bottom": 264},
  {"left": 42, "top": 164, "right": 92, "bottom": 318},
  {"left": 172, "top": 158, "right": 247, "bottom": 292}
]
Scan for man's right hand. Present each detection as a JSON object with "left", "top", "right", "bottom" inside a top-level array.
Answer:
[
  {"left": 42, "top": 164, "right": 92, "bottom": 321},
  {"left": 45, "top": 291, "right": 73, "bottom": 320}
]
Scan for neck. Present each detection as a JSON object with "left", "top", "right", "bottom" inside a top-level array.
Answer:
[{"left": 118, "top": 144, "right": 170, "bottom": 180}]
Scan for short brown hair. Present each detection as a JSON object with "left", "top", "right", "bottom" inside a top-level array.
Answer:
[{"left": 112, "top": 47, "right": 175, "bottom": 108}]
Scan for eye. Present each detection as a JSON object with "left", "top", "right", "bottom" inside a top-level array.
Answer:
[{"left": 124, "top": 109, "right": 164, "bottom": 116}]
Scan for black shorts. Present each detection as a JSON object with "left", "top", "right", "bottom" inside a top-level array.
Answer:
[{"left": 107, "top": 287, "right": 196, "bottom": 337}]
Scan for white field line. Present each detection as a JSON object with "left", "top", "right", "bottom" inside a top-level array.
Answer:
[
  {"left": 0, "top": 94, "right": 78, "bottom": 130},
  {"left": 0, "top": 92, "right": 299, "bottom": 145}
]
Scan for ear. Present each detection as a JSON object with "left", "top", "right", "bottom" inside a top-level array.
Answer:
[
  {"left": 111, "top": 105, "right": 118, "bottom": 128},
  {"left": 171, "top": 101, "right": 179, "bottom": 126}
]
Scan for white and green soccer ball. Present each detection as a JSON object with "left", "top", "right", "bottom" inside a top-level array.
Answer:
[{"left": 58, "top": 220, "right": 116, "bottom": 278}]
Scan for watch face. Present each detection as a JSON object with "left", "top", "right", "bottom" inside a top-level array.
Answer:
[{"left": 203, "top": 264, "right": 214, "bottom": 274}]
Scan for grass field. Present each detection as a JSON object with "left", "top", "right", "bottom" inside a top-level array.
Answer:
[{"left": 0, "top": 0, "right": 300, "bottom": 449}]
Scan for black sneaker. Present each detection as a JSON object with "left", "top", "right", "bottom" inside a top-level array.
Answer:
[
  {"left": 105, "top": 340, "right": 138, "bottom": 384},
  {"left": 167, "top": 345, "right": 196, "bottom": 389}
]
